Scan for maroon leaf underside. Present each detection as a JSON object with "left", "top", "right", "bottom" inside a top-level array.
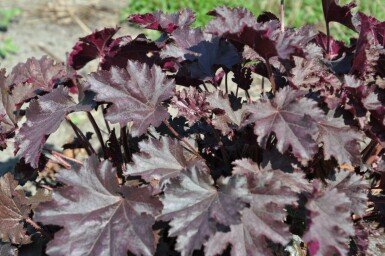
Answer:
[
  {"left": 303, "top": 183, "right": 354, "bottom": 256},
  {"left": 34, "top": 156, "right": 162, "bottom": 256},
  {"left": 128, "top": 9, "right": 196, "bottom": 33},
  {"left": 0, "top": 173, "right": 32, "bottom": 245},
  {"left": 103, "top": 34, "right": 159, "bottom": 69},
  {"left": 243, "top": 87, "right": 325, "bottom": 164},
  {"left": 69, "top": 27, "right": 118, "bottom": 70},
  {"left": 16, "top": 86, "right": 91, "bottom": 168},
  {"left": 86, "top": 60, "right": 175, "bottom": 137},
  {"left": 159, "top": 168, "right": 249, "bottom": 256},
  {"left": 322, "top": 0, "right": 357, "bottom": 31},
  {"left": 351, "top": 12, "right": 385, "bottom": 76},
  {"left": 125, "top": 137, "right": 208, "bottom": 190}
]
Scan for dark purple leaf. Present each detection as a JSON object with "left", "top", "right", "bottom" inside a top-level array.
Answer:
[
  {"left": 159, "top": 168, "right": 249, "bottom": 256},
  {"left": 317, "top": 114, "right": 363, "bottom": 166},
  {"left": 205, "top": 158, "right": 299, "bottom": 255},
  {"left": 16, "top": 86, "right": 90, "bottom": 167},
  {"left": 162, "top": 28, "right": 240, "bottom": 80},
  {"left": 206, "top": 90, "right": 245, "bottom": 135},
  {"left": 7, "top": 56, "right": 75, "bottom": 103},
  {"left": 326, "top": 170, "right": 369, "bottom": 215},
  {"left": 314, "top": 31, "right": 348, "bottom": 58},
  {"left": 102, "top": 34, "right": 159, "bottom": 69},
  {"left": 86, "top": 61, "right": 175, "bottom": 136},
  {"left": 232, "top": 64, "right": 253, "bottom": 91},
  {"left": 171, "top": 87, "right": 210, "bottom": 126},
  {"left": 303, "top": 182, "right": 354, "bottom": 256},
  {"left": 353, "top": 222, "right": 369, "bottom": 255},
  {"left": 351, "top": 12, "right": 385, "bottom": 76},
  {"left": 69, "top": 27, "right": 159, "bottom": 70},
  {"left": 0, "top": 173, "right": 31, "bottom": 244},
  {"left": 290, "top": 57, "right": 341, "bottom": 91},
  {"left": 205, "top": 7, "right": 278, "bottom": 61},
  {"left": 322, "top": 0, "right": 357, "bottom": 31},
  {"left": 128, "top": 9, "right": 195, "bottom": 33},
  {"left": 34, "top": 156, "right": 162, "bottom": 256},
  {"left": 125, "top": 137, "right": 208, "bottom": 190},
  {"left": 206, "top": 7, "right": 314, "bottom": 61},
  {"left": 257, "top": 11, "right": 279, "bottom": 23},
  {"left": 243, "top": 87, "right": 325, "bottom": 164},
  {"left": 69, "top": 27, "right": 118, "bottom": 70},
  {"left": 232, "top": 158, "right": 311, "bottom": 193},
  {"left": 272, "top": 26, "right": 316, "bottom": 60},
  {"left": 0, "top": 69, "right": 17, "bottom": 134}
]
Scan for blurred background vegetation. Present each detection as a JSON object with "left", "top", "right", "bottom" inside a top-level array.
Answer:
[
  {"left": 121, "top": 0, "right": 385, "bottom": 43},
  {"left": 0, "top": 8, "right": 20, "bottom": 58}
]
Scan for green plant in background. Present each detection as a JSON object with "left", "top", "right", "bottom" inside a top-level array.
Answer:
[
  {"left": 0, "top": 8, "right": 21, "bottom": 30},
  {"left": 121, "top": 0, "right": 385, "bottom": 43},
  {"left": 0, "top": 38, "right": 17, "bottom": 58},
  {"left": 0, "top": 8, "right": 21, "bottom": 58}
]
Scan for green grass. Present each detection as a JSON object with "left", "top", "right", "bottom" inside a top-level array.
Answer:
[
  {"left": 0, "top": 8, "right": 21, "bottom": 58},
  {"left": 121, "top": 0, "right": 385, "bottom": 43},
  {"left": 0, "top": 8, "right": 21, "bottom": 29}
]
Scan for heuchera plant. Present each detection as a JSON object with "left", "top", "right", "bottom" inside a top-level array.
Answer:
[{"left": 1, "top": 0, "right": 385, "bottom": 255}]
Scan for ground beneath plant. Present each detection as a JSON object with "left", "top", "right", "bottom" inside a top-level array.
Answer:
[{"left": 0, "top": 0, "right": 141, "bottom": 164}]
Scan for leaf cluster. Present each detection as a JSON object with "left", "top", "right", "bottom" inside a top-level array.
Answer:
[{"left": 1, "top": 1, "right": 385, "bottom": 255}]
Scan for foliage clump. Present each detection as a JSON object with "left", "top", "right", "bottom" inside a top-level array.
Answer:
[{"left": 1, "top": 1, "right": 385, "bottom": 255}]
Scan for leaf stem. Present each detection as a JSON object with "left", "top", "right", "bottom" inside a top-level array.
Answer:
[
  {"left": 102, "top": 105, "right": 111, "bottom": 134},
  {"left": 280, "top": 0, "right": 285, "bottom": 32},
  {"left": 87, "top": 112, "right": 107, "bottom": 158},
  {"left": 204, "top": 117, "right": 230, "bottom": 167},
  {"left": 326, "top": 22, "right": 330, "bottom": 57},
  {"left": 225, "top": 72, "right": 228, "bottom": 94},
  {"left": 65, "top": 116, "right": 96, "bottom": 156},
  {"left": 26, "top": 218, "right": 51, "bottom": 239},
  {"left": 162, "top": 119, "right": 202, "bottom": 159},
  {"left": 52, "top": 150, "right": 84, "bottom": 165},
  {"left": 120, "top": 126, "right": 131, "bottom": 163},
  {"left": 265, "top": 58, "right": 277, "bottom": 93},
  {"left": 245, "top": 90, "right": 251, "bottom": 103},
  {"left": 202, "top": 83, "right": 209, "bottom": 92}
]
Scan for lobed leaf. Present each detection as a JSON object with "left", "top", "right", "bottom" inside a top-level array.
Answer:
[
  {"left": 128, "top": 9, "right": 196, "bottom": 33},
  {"left": 322, "top": 0, "right": 357, "bottom": 31},
  {"left": 206, "top": 90, "right": 245, "bottom": 135},
  {"left": 243, "top": 87, "right": 324, "bottom": 164},
  {"left": 125, "top": 136, "right": 208, "bottom": 190},
  {"left": 326, "top": 170, "right": 369, "bottom": 216},
  {"left": 303, "top": 182, "right": 354, "bottom": 256},
  {"left": 206, "top": 158, "right": 300, "bottom": 255},
  {"left": 16, "top": 86, "right": 90, "bottom": 167},
  {"left": 159, "top": 167, "right": 249, "bottom": 256},
  {"left": 7, "top": 56, "right": 75, "bottom": 103},
  {"left": 35, "top": 156, "right": 162, "bottom": 256},
  {"left": 317, "top": 114, "right": 363, "bottom": 166},
  {"left": 0, "top": 173, "right": 31, "bottom": 244},
  {"left": 87, "top": 60, "right": 175, "bottom": 137}
]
